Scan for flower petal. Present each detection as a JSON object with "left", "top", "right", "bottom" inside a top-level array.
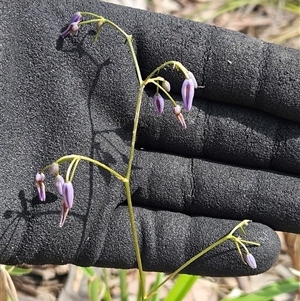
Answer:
[
  {"left": 181, "top": 78, "right": 194, "bottom": 111},
  {"left": 70, "top": 12, "right": 82, "bottom": 24},
  {"left": 55, "top": 175, "right": 65, "bottom": 195},
  {"left": 153, "top": 93, "right": 164, "bottom": 114},
  {"left": 61, "top": 22, "right": 80, "bottom": 38},
  {"left": 246, "top": 253, "right": 257, "bottom": 269},
  {"left": 62, "top": 182, "right": 74, "bottom": 208},
  {"left": 35, "top": 172, "right": 46, "bottom": 201}
]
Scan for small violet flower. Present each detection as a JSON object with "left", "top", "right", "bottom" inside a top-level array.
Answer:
[
  {"left": 62, "top": 182, "right": 74, "bottom": 209},
  {"left": 55, "top": 175, "right": 65, "bottom": 195},
  {"left": 70, "top": 11, "right": 82, "bottom": 23},
  {"left": 60, "top": 12, "right": 82, "bottom": 38},
  {"left": 173, "top": 105, "right": 187, "bottom": 129},
  {"left": 245, "top": 253, "right": 257, "bottom": 269},
  {"left": 35, "top": 172, "right": 46, "bottom": 201},
  {"left": 181, "top": 78, "right": 195, "bottom": 111},
  {"left": 59, "top": 182, "right": 74, "bottom": 227},
  {"left": 153, "top": 93, "right": 164, "bottom": 114}
]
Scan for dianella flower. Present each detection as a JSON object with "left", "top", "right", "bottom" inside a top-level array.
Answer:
[
  {"left": 59, "top": 182, "right": 74, "bottom": 227},
  {"left": 153, "top": 93, "right": 164, "bottom": 114},
  {"left": 173, "top": 105, "right": 187, "bottom": 129},
  {"left": 181, "top": 71, "right": 198, "bottom": 111},
  {"left": 181, "top": 78, "right": 195, "bottom": 111},
  {"left": 35, "top": 173, "right": 46, "bottom": 201},
  {"left": 60, "top": 12, "right": 82, "bottom": 38},
  {"left": 245, "top": 253, "right": 257, "bottom": 269},
  {"left": 55, "top": 175, "right": 65, "bottom": 195}
]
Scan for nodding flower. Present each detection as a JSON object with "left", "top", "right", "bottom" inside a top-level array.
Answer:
[
  {"left": 153, "top": 93, "right": 165, "bottom": 114},
  {"left": 181, "top": 78, "right": 195, "bottom": 111},
  {"left": 35, "top": 172, "right": 46, "bottom": 201},
  {"left": 173, "top": 105, "right": 187, "bottom": 129},
  {"left": 62, "top": 182, "right": 74, "bottom": 209},
  {"left": 245, "top": 253, "right": 257, "bottom": 269},
  {"left": 60, "top": 12, "right": 82, "bottom": 38},
  {"left": 59, "top": 182, "right": 74, "bottom": 227}
]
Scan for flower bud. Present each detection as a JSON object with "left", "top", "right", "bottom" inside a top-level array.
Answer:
[
  {"left": 173, "top": 105, "right": 187, "bottom": 129},
  {"left": 162, "top": 80, "right": 171, "bottom": 92},
  {"left": 62, "top": 182, "right": 74, "bottom": 209},
  {"left": 245, "top": 253, "right": 257, "bottom": 269},
  {"left": 49, "top": 163, "right": 59, "bottom": 175},
  {"left": 55, "top": 175, "right": 65, "bottom": 195},
  {"left": 181, "top": 78, "right": 194, "bottom": 111},
  {"left": 153, "top": 93, "right": 164, "bottom": 114},
  {"left": 35, "top": 173, "right": 46, "bottom": 201}
]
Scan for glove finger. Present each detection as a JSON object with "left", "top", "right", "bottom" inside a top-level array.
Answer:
[
  {"left": 136, "top": 97, "right": 300, "bottom": 176},
  {"left": 131, "top": 151, "right": 300, "bottom": 234},
  {"left": 2, "top": 203, "right": 280, "bottom": 277},
  {"left": 98, "top": 206, "right": 280, "bottom": 277}
]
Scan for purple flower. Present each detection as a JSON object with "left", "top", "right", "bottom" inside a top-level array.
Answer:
[
  {"left": 35, "top": 172, "right": 46, "bottom": 201},
  {"left": 173, "top": 105, "right": 187, "bottom": 129},
  {"left": 245, "top": 253, "right": 257, "bottom": 269},
  {"left": 181, "top": 78, "right": 195, "bottom": 111},
  {"left": 55, "top": 175, "right": 65, "bottom": 195},
  {"left": 70, "top": 12, "right": 82, "bottom": 24},
  {"left": 61, "top": 22, "right": 80, "bottom": 38},
  {"left": 60, "top": 13, "right": 82, "bottom": 38},
  {"left": 59, "top": 182, "right": 74, "bottom": 227},
  {"left": 62, "top": 182, "right": 74, "bottom": 209},
  {"left": 153, "top": 93, "right": 164, "bottom": 114}
]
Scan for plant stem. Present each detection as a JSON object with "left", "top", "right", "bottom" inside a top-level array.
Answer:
[{"left": 124, "top": 180, "right": 146, "bottom": 300}]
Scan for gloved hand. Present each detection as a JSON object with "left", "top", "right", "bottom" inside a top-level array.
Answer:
[{"left": 1, "top": 0, "right": 299, "bottom": 277}]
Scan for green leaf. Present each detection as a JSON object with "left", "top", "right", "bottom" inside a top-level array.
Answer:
[
  {"left": 148, "top": 273, "right": 164, "bottom": 301},
  {"left": 88, "top": 278, "right": 103, "bottom": 301},
  {"left": 119, "top": 269, "right": 128, "bottom": 301},
  {"left": 6, "top": 266, "right": 31, "bottom": 276},
  {"left": 220, "top": 277, "right": 300, "bottom": 301},
  {"left": 163, "top": 274, "right": 198, "bottom": 301},
  {"left": 81, "top": 266, "right": 96, "bottom": 278}
]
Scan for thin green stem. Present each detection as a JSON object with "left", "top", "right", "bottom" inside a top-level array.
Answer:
[
  {"left": 125, "top": 85, "right": 145, "bottom": 180},
  {"left": 79, "top": 13, "right": 143, "bottom": 85},
  {"left": 147, "top": 220, "right": 259, "bottom": 299},
  {"left": 147, "top": 235, "right": 228, "bottom": 298},
  {"left": 56, "top": 155, "right": 125, "bottom": 181},
  {"left": 144, "top": 61, "right": 189, "bottom": 83},
  {"left": 124, "top": 180, "right": 146, "bottom": 300}
]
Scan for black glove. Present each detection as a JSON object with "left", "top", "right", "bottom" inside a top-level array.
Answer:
[{"left": 1, "top": 0, "right": 299, "bottom": 277}]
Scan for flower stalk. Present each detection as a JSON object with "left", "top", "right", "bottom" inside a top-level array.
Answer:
[{"left": 35, "top": 12, "right": 261, "bottom": 300}]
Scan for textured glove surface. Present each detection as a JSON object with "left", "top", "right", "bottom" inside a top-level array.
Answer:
[{"left": 1, "top": 0, "right": 300, "bottom": 276}]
